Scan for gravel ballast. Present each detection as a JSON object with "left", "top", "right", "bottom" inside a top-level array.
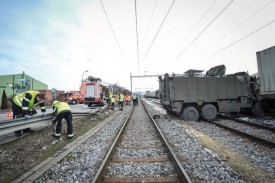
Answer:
[
  {"left": 144, "top": 99, "right": 275, "bottom": 182},
  {"left": 35, "top": 107, "right": 132, "bottom": 182}
]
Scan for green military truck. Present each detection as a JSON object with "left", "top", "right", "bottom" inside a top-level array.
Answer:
[{"left": 159, "top": 68, "right": 256, "bottom": 121}]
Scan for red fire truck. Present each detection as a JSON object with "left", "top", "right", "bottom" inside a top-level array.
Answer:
[
  {"left": 61, "top": 91, "right": 82, "bottom": 105},
  {"left": 80, "top": 81, "right": 109, "bottom": 106}
]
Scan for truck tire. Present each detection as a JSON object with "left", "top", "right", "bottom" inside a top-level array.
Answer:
[
  {"left": 200, "top": 104, "right": 217, "bottom": 121},
  {"left": 180, "top": 106, "right": 199, "bottom": 121}
]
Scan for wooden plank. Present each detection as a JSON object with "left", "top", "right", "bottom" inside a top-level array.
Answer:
[
  {"left": 102, "top": 175, "right": 180, "bottom": 183},
  {"left": 112, "top": 157, "right": 169, "bottom": 163},
  {"left": 117, "top": 145, "right": 162, "bottom": 149}
]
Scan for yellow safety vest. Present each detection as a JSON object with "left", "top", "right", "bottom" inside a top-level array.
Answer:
[
  {"left": 53, "top": 102, "right": 71, "bottom": 115},
  {"left": 109, "top": 92, "right": 113, "bottom": 98},
  {"left": 13, "top": 91, "right": 40, "bottom": 109},
  {"left": 119, "top": 94, "right": 124, "bottom": 101},
  {"left": 111, "top": 97, "right": 115, "bottom": 103}
]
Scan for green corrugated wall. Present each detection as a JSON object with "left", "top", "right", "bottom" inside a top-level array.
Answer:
[{"left": 0, "top": 72, "right": 48, "bottom": 107}]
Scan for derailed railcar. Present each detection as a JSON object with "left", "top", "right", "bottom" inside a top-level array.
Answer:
[
  {"left": 256, "top": 46, "right": 275, "bottom": 113},
  {"left": 145, "top": 90, "right": 159, "bottom": 99},
  {"left": 159, "top": 73, "right": 255, "bottom": 121}
]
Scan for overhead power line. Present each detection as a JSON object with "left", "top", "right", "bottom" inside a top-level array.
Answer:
[
  {"left": 134, "top": 0, "right": 140, "bottom": 74},
  {"left": 142, "top": 0, "right": 159, "bottom": 45},
  {"left": 141, "top": 0, "right": 176, "bottom": 64},
  {"left": 204, "top": 20, "right": 275, "bottom": 60},
  {"left": 100, "top": 0, "right": 124, "bottom": 56},
  {"left": 224, "top": 0, "right": 275, "bottom": 37},
  {"left": 185, "top": 0, "right": 217, "bottom": 39},
  {"left": 165, "top": 0, "right": 234, "bottom": 70}
]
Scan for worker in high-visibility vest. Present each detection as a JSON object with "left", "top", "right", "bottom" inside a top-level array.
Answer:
[
  {"left": 132, "top": 94, "right": 137, "bottom": 106},
  {"left": 136, "top": 94, "right": 139, "bottom": 106},
  {"left": 111, "top": 96, "right": 115, "bottom": 110},
  {"left": 12, "top": 90, "right": 46, "bottom": 137},
  {"left": 119, "top": 93, "right": 124, "bottom": 110},
  {"left": 108, "top": 91, "right": 113, "bottom": 107},
  {"left": 52, "top": 100, "right": 74, "bottom": 139},
  {"left": 109, "top": 91, "right": 113, "bottom": 99}
]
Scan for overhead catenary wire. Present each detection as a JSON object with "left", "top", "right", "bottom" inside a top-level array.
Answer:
[
  {"left": 134, "top": 0, "right": 140, "bottom": 74},
  {"left": 204, "top": 20, "right": 275, "bottom": 61},
  {"left": 141, "top": 0, "right": 176, "bottom": 64},
  {"left": 165, "top": 0, "right": 234, "bottom": 71},
  {"left": 141, "top": 0, "right": 159, "bottom": 45},
  {"left": 185, "top": 0, "right": 217, "bottom": 40},
  {"left": 99, "top": 0, "right": 124, "bottom": 56},
  {"left": 224, "top": 0, "right": 275, "bottom": 37}
]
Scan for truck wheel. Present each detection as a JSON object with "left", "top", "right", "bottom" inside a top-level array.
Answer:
[
  {"left": 180, "top": 106, "right": 199, "bottom": 121},
  {"left": 201, "top": 104, "right": 217, "bottom": 121}
]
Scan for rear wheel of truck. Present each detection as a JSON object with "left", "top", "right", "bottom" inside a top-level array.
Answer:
[
  {"left": 180, "top": 106, "right": 199, "bottom": 121},
  {"left": 200, "top": 104, "right": 217, "bottom": 121}
]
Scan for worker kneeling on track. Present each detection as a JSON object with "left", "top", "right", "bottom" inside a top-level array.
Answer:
[{"left": 52, "top": 100, "right": 74, "bottom": 139}]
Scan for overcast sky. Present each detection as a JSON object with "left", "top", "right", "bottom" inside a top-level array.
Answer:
[{"left": 0, "top": 0, "right": 274, "bottom": 92}]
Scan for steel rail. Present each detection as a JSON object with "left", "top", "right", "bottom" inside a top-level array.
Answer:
[
  {"left": 208, "top": 121, "right": 275, "bottom": 148},
  {"left": 218, "top": 114, "right": 275, "bottom": 132},
  {"left": 93, "top": 106, "right": 135, "bottom": 183},
  {"left": 141, "top": 98, "right": 192, "bottom": 183}
]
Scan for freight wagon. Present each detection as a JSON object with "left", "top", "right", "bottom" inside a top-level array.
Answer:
[
  {"left": 256, "top": 46, "right": 275, "bottom": 113},
  {"left": 145, "top": 90, "right": 160, "bottom": 99}
]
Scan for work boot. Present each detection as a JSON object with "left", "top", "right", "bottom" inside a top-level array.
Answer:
[
  {"left": 23, "top": 128, "right": 35, "bottom": 133},
  {"left": 68, "top": 134, "right": 74, "bottom": 139},
  {"left": 15, "top": 131, "right": 22, "bottom": 137},
  {"left": 52, "top": 134, "right": 60, "bottom": 139}
]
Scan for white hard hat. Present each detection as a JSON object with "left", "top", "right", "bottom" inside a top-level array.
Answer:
[{"left": 52, "top": 100, "right": 59, "bottom": 106}]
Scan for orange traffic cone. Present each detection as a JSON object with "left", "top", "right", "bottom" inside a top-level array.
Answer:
[{"left": 5, "top": 110, "right": 13, "bottom": 119}]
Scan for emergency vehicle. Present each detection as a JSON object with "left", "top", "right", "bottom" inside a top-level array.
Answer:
[
  {"left": 61, "top": 91, "right": 82, "bottom": 105},
  {"left": 80, "top": 80, "right": 109, "bottom": 106}
]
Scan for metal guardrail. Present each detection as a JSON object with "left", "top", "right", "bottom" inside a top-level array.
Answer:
[
  {"left": 0, "top": 113, "right": 53, "bottom": 136},
  {"left": 0, "top": 110, "right": 98, "bottom": 137},
  {"left": 0, "top": 104, "right": 108, "bottom": 138}
]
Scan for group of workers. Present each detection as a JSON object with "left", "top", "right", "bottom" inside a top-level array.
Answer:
[
  {"left": 11, "top": 90, "right": 73, "bottom": 139},
  {"left": 107, "top": 91, "right": 139, "bottom": 110},
  {"left": 107, "top": 91, "right": 124, "bottom": 110},
  {"left": 11, "top": 90, "right": 140, "bottom": 138}
]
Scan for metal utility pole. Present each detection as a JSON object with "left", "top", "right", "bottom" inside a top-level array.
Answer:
[{"left": 130, "top": 73, "right": 133, "bottom": 94}]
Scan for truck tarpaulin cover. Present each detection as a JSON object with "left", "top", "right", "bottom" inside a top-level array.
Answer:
[{"left": 206, "top": 65, "right": 226, "bottom": 77}]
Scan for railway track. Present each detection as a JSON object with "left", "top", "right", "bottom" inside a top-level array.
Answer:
[
  {"left": 93, "top": 99, "right": 191, "bottom": 182},
  {"left": 145, "top": 98, "right": 275, "bottom": 147},
  {"left": 210, "top": 116, "right": 275, "bottom": 148},
  {"left": 218, "top": 114, "right": 275, "bottom": 131}
]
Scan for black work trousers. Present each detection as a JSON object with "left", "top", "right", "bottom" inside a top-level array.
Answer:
[
  {"left": 12, "top": 102, "right": 32, "bottom": 136},
  {"left": 54, "top": 112, "right": 73, "bottom": 136}
]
